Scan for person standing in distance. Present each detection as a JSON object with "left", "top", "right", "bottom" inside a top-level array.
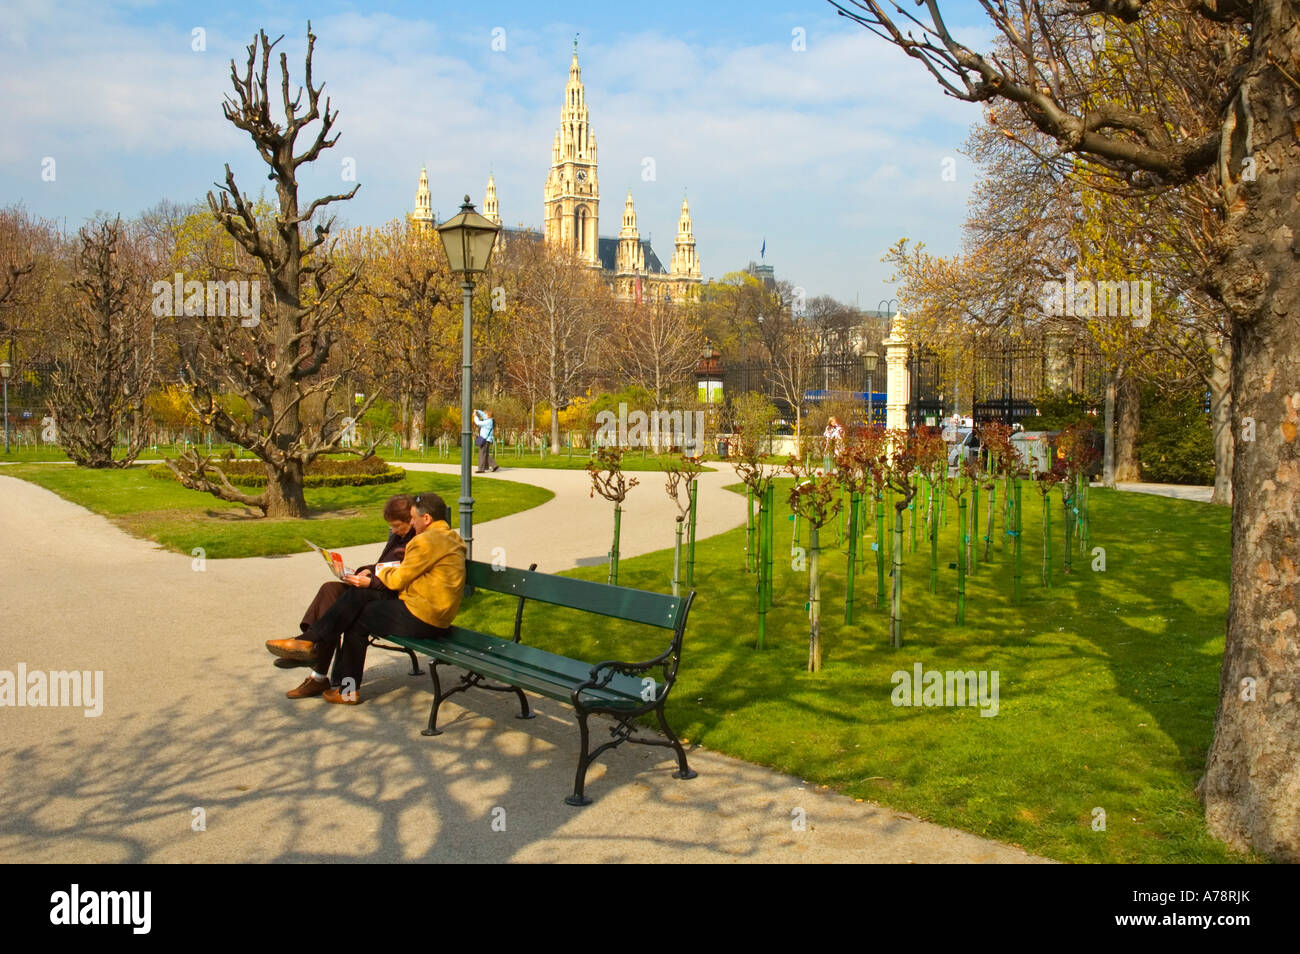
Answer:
[{"left": 473, "top": 408, "right": 499, "bottom": 473}]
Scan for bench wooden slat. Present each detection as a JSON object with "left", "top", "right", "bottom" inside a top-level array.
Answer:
[
  {"left": 466, "top": 562, "right": 684, "bottom": 630},
  {"left": 385, "top": 629, "right": 649, "bottom": 709}
]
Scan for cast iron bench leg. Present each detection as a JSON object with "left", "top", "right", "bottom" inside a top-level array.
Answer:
[
  {"left": 657, "top": 703, "right": 697, "bottom": 780},
  {"left": 405, "top": 648, "right": 422, "bottom": 676},
  {"left": 564, "top": 710, "right": 594, "bottom": 807},
  {"left": 421, "top": 662, "right": 445, "bottom": 736},
  {"left": 513, "top": 686, "right": 535, "bottom": 720}
]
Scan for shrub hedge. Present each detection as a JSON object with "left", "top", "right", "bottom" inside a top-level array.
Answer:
[{"left": 148, "top": 457, "right": 406, "bottom": 488}]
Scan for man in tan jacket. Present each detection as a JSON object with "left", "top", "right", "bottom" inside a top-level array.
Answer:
[{"left": 268, "top": 492, "right": 467, "bottom": 704}]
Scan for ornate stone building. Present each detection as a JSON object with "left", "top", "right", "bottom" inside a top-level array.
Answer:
[{"left": 414, "top": 44, "right": 702, "bottom": 303}]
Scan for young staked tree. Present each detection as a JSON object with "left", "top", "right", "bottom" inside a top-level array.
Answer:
[
  {"left": 787, "top": 457, "right": 843, "bottom": 672},
  {"left": 169, "top": 25, "right": 366, "bottom": 517},
  {"left": 48, "top": 217, "right": 154, "bottom": 467},
  {"left": 833, "top": 0, "right": 1300, "bottom": 860}
]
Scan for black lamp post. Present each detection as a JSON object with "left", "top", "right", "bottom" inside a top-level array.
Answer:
[
  {"left": 435, "top": 196, "right": 500, "bottom": 562},
  {"left": 863, "top": 349, "right": 879, "bottom": 426},
  {"left": 1, "top": 360, "right": 10, "bottom": 454}
]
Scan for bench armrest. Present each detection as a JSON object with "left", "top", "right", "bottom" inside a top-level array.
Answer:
[{"left": 572, "top": 647, "right": 677, "bottom": 708}]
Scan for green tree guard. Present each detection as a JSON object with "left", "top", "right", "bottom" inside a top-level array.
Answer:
[
  {"left": 891, "top": 501, "right": 906, "bottom": 647},
  {"left": 911, "top": 476, "right": 919, "bottom": 553},
  {"left": 809, "top": 525, "right": 823, "bottom": 669},
  {"left": 610, "top": 503, "right": 622, "bottom": 585},
  {"left": 1042, "top": 491, "right": 1052, "bottom": 588},
  {"left": 1076, "top": 478, "right": 1086, "bottom": 553},
  {"left": 970, "top": 479, "right": 979, "bottom": 572},
  {"left": 957, "top": 497, "right": 967, "bottom": 625},
  {"left": 687, "top": 480, "right": 698, "bottom": 586},
  {"left": 845, "top": 492, "right": 860, "bottom": 625},
  {"left": 985, "top": 479, "right": 996, "bottom": 562},
  {"left": 756, "top": 487, "right": 769, "bottom": 649},
  {"left": 1063, "top": 481, "right": 1074, "bottom": 574},
  {"left": 764, "top": 482, "right": 775, "bottom": 610},
  {"left": 672, "top": 517, "right": 683, "bottom": 596},
  {"left": 746, "top": 485, "right": 755, "bottom": 573},
  {"left": 876, "top": 494, "right": 886, "bottom": 610},
  {"left": 1013, "top": 479, "right": 1023, "bottom": 603},
  {"left": 929, "top": 497, "right": 939, "bottom": 594}
]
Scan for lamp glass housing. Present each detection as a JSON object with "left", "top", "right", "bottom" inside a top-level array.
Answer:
[{"left": 436, "top": 196, "right": 500, "bottom": 276}]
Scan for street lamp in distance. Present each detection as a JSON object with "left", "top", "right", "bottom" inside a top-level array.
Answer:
[
  {"left": 863, "top": 349, "right": 879, "bottom": 427},
  {"left": 1, "top": 360, "right": 11, "bottom": 454},
  {"left": 435, "top": 195, "right": 501, "bottom": 563}
]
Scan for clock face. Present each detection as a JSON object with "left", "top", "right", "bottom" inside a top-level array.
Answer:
[{"left": 577, "top": 170, "right": 587, "bottom": 181}]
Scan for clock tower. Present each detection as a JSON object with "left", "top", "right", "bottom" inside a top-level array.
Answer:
[{"left": 543, "top": 38, "right": 600, "bottom": 267}]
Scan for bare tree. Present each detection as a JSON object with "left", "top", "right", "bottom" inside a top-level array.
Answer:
[
  {"left": 607, "top": 296, "right": 705, "bottom": 439},
  {"left": 832, "top": 0, "right": 1300, "bottom": 860},
  {"left": 503, "top": 237, "right": 611, "bottom": 452},
  {"left": 348, "top": 219, "right": 458, "bottom": 449},
  {"left": 168, "top": 24, "right": 369, "bottom": 516},
  {"left": 755, "top": 281, "right": 819, "bottom": 441},
  {"left": 47, "top": 217, "right": 153, "bottom": 467}
]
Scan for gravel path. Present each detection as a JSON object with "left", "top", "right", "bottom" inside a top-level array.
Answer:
[{"left": 0, "top": 465, "right": 1049, "bottom": 863}]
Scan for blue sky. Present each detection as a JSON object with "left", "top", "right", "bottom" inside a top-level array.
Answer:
[{"left": 1, "top": 0, "right": 995, "bottom": 305}]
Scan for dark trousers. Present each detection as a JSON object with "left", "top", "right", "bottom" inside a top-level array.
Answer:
[
  {"left": 300, "top": 581, "right": 348, "bottom": 632},
  {"left": 303, "top": 586, "right": 392, "bottom": 679},
  {"left": 332, "top": 600, "right": 449, "bottom": 690},
  {"left": 477, "top": 439, "right": 495, "bottom": 471}
]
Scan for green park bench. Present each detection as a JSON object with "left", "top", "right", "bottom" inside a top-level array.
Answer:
[{"left": 380, "top": 560, "right": 698, "bottom": 806}]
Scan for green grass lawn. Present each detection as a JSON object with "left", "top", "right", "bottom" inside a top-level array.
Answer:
[
  {"left": 452, "top": 479, "right": 1246, "bottom": 864},
  {"left": 3, "top": 463, "right": 552, "bottom": 558},
  {"left": 0, "top": 445, "right": 71, "bottom": 462}
]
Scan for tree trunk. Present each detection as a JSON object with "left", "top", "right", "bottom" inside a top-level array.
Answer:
[
  {"left": 264, "top": 459, "right": 307, "bottom": 517},
  {"left": 1201, "top": 13, "right": 1300, "bottom": 861},
  {"left": 1103, "top": 370, "right": 1117, "bottom": 488},
  {"left": 550, "top": 385, "right": 561, "bottom": 454},
  {"left": 1207, "top": 333, "right": 1234, "bottom": 506},
  {"left": 1115, "top": 370, "right": 1141, "bottom": 482},
  {"left": 409, "top": 390, "right": 427, "bottom": 451},
  {"left": 397, "top": 390, "right": 411, "bottom": 451}
]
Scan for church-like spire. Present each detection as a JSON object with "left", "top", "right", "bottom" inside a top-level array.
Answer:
[
  {"left": 544, "top": 43, "right": 599, "bottom": 266},
  {"left": 616, "top": 190, "right": 644, "bottom": 275},
  {"left": 670, "top": 195, "right": 700, "bottom": 278},
  {"left": 484, "top": 173, "right": 501, "bottom": 225},
  {"left": 413, "top": 166, "right": 434, "bottom": 231}
]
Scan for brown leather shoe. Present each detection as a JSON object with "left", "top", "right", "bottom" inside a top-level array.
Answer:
[
  {"left": 274, "top": 656, "right": 311, "bottom": 669},
  {"left": 286, "top": 675, "right": 329, "bottom": 699},
  {"left": 266, "top": 637, "right": 317, "bottom": 662},
  {"left": 322, "top": 686, "right": 361, "bottom": 705}
]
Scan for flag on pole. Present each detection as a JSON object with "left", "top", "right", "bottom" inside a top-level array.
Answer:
[{"left": 761, "top": 238, "right": 766, "bottom": 259}]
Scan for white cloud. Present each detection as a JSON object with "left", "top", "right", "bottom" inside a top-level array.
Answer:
[{"left": 0, "top": 5, "right": 987, "bottom": 302}]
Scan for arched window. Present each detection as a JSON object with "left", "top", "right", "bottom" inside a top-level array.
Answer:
[{"left": 575, "top": 206, "right": 587, "bottom": 251}]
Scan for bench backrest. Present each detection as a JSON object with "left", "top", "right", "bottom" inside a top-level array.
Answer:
[{"left": 466, "top": 560, "right": 687, "bottom": 631}]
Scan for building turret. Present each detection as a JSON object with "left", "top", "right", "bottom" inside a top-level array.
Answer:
[
  {"left": 616, "top": 191, "right": 644, "bottom": 275},
  {"left": 484, "top": 173, "right": 501, "bottom": 225},
  {"left": 413, "top": 167, "right": 434, "bottom": 231},
  {"left": 669, "top": 196, "right": 700, "bottom": 279}
]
